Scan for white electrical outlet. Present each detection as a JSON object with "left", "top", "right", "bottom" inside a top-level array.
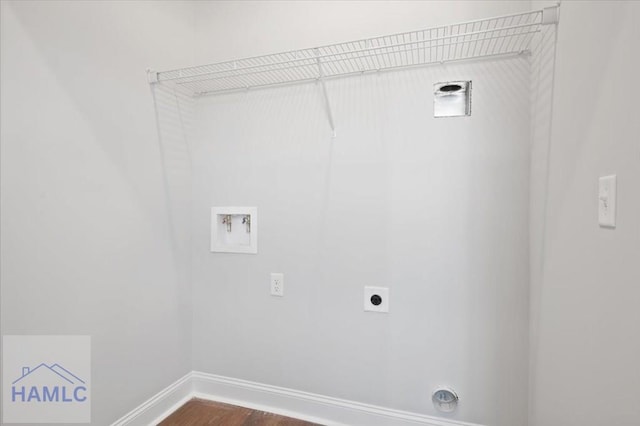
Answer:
[
  {"left": 364, "top": 286, "right": 389, "bottom": 313},
  {"left": 599, "top": 175, "right": 617, "bottom": 228},
  {"left": 270, "top": 273, "right": 284, "bottom": 297}
]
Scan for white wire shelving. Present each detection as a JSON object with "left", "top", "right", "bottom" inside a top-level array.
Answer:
[
  {"left": 149, "top": 6, "right": 558, "bottom": 136},
  {"left": 149, "top": 7, "right": 558, "bottom": 98}
]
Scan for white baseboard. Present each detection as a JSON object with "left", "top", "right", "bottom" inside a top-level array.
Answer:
[
  {"left": 112, "top": 371, "right": 485, "bottom": 426},
  {"left": 110, "top": 372, "right": 193, "bottom": 426}
]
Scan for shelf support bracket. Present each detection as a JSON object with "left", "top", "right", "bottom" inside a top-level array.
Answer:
[
  {"left": 147, "top": 68, "right": 159, "bottom": 84},
  {"left": 541, "top": 4, "right": 560, "bottom": 25},
  {"left": 315, "top": 50, "right": 337, "bottom": 138}
]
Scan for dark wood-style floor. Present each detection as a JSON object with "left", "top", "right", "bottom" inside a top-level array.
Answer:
[{"left": 159, "top": 398, "right": 322, "bottom": 426}]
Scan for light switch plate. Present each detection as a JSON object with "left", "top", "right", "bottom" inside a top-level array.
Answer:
[{"left": 598, "top": 175, "right": 616, "bottom": 228}]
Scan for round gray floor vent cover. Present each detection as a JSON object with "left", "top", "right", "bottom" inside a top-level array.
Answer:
[{"left": 432, "top": 387, "right": 459, "bottom": 413}]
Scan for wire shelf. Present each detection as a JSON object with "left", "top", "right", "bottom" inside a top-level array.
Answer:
[{"left": 152, "top": 8, "right": 556, "bottom": 97}]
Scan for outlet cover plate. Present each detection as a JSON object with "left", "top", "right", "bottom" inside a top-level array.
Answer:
[
  {"left": 364, "top": 286, "right": 389, "bottom": 313},
  {"left": 271, "top": 273, "right": 284, "bottom": 297}
]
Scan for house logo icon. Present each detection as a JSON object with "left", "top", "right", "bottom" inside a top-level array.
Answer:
[
  {"left": 3, "top": 335, "right": 91, "bottom": 423},
  {"left": 11, "top": 363, "right": 88, "bottom": 403}
]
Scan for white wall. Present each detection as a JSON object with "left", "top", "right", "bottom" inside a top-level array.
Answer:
[
  {"left": 530, "top": 2, "right": 640, "bottom": 426},
  {"left": 190, "top": 2, "right": 533, "bottom": 425},
  {"left": 8, "top": 2, "right": 636, "bottom": 426},
  {"left": 194, "top": 1, "right": 533, "bottom": 63},
  {"left": 0, "top": 1, "right": 195, "bottom": 424}
]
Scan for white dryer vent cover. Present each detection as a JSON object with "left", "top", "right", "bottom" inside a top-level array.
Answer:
[{"left": 434, "top": 81, "right": 471, "bottom": 118}]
